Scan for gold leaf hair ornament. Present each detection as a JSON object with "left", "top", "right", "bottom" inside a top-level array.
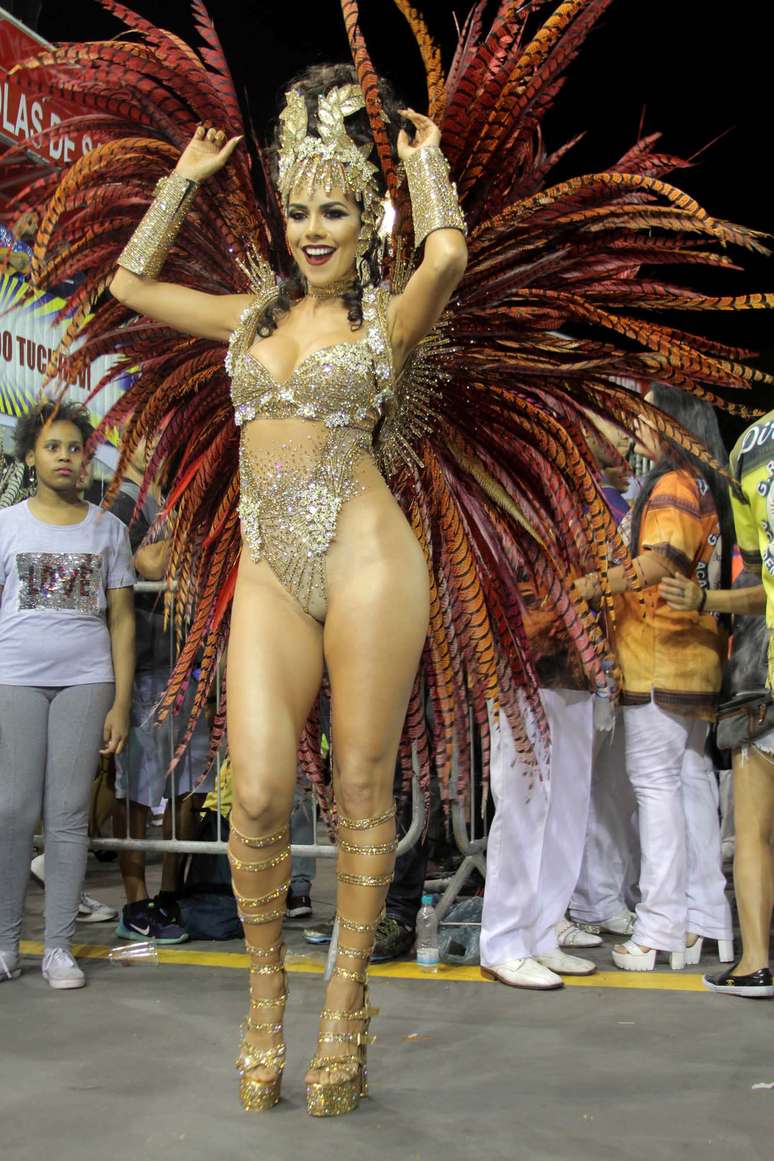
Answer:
[{"left": 277, "top": 83, "right": 385, "bottom": 284}]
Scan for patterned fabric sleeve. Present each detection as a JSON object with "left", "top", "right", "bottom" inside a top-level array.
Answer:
[{"left": 639, "top": 471, "right": 704, "bottom": 577}]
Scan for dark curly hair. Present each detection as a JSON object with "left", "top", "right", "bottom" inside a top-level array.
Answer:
[
  {"left": 14, "top": 400, "right": 94, "bottom": 463},
  {"left": 259, "top": 63, "right": 405, "bottom": 335}
]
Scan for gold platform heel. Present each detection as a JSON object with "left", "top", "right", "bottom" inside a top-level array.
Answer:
[
  {"left": 306, "top": 802, "right": 397, "bottom": 1116},
  {"left": 306, "top": 920, "right": 379, "bottom": 1117},
  {"left": 228, "top": 821, "right": 291, "bottom": 1112},
  {"left": 235, "top": 937, "right": 287, "bottom": 1110}
]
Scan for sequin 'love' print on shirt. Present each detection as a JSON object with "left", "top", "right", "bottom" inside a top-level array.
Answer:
[{"left": 16, "top": 552, "right": 102, "bottom": 614}]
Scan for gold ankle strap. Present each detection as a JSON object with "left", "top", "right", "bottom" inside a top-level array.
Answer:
[
  {"left": 337, "top": 945, "right": 370, "bottom": 962},
  {"left": 234, "top": 881, "right": 290, "bottom": 909},
  {"left": 248, "top": 941, "right": 284, "bottom": 961},
  {"left": 317, "top": 1030, "right": 374, "bottom": 1048},
  {"left": 249, "top": 989, "right": 288, "bottom": 1008},
  {"left": 338, "top": 837, "right": 398, "bottom": 855},
  {"left": 332, "top": 964, "right": 368, "bottom": 983},
  {"left": 337, "top": 806, "right": 396, "bottom": 830},
  {"left": 320, "top": 1005, "right": 372, "bottom": 1023},
  {"left": 338, "top": 916, "right": 378, "bottom": 934},
  {"left": 250, "top": 961, "right": 286, "bottom": 977},
  {"left": 238, "top": 904, "right": 286, "bottom": 926},
  {"left": 228, "top": 848, "right": 290, "bottom": 872},
  {"left": 230, "top": 821, "right": 289, "bottom": 848},
  {"left": 337, "top": 871, "right": 393, "bottom": 887}
]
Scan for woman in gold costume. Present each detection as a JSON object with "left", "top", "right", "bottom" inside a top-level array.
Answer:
[
  {"left": 18, "top": 0, "right": 774, "bottom": 1121},
  {"left": 109, "top": 67, "right": 467, "bottom": 1115}
]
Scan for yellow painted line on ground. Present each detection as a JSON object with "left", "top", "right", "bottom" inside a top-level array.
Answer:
[{"left": 19, "top": 939, "right": 709, "bottom": 991}]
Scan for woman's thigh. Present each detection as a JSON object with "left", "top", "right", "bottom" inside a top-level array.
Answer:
[
  {"left": 0, "top": 685, "right": 50, "bottom": 826},
  {"left": 227, "top": 559, "right": 324, "bottom": 817},
  {"left": 733, "top": 745, "right": 774, "bottom": 845},
  {"left": 324, "top": 508, "right": 429, "bottom": 789}
]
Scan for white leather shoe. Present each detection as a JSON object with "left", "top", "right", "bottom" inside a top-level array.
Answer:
[
  {"left": 480, "top": 957, "right": 564, "bottom": 990},
  {"left": 600, "top": 908, "right": 636, "bottom": 936},
  {"left": 556, "top": 918, "right": 602, "bottom": 948},
  {"left": 536, "top": 950, "right": 597, "bottom": 976}
]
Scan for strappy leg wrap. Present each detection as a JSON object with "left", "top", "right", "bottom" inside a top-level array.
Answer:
[
  {"left": 228, "top": 821, "right": 290, "bottom": 1111},
  {"left": 306, "top": 804, "right": 398, "bottom": 1117}
]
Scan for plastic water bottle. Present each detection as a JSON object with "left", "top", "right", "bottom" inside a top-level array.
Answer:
[{"left": 415, "top": 894, "right": 440, "bottom": 973}]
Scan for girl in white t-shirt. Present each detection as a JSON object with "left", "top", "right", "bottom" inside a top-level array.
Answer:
[{"left": 0, "top": 403, "right": 135, "bottom": 988}]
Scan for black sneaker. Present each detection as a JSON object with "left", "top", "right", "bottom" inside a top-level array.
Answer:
[
  {"left": 116, "top": 900, "right": 189, "bottom": 946},
  {"left": 371, "top": 915, "right": 414, "bottom": 963},
  {"left": 704, "top": 966, "right": 773, "bottom": 999},
  {"left": 286, "top": 892, "right": 313, "bottom": 919}
]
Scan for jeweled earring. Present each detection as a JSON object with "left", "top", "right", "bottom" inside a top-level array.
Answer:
[
  {"left": 356, "top": 227, "right": 372, "bottom": 286},
  {"left": 28, "top": 465, "right": 37, "bottom": 488}
]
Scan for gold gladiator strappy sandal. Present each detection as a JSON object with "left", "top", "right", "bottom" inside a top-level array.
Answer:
[
  {"left": 306, "top": 917, "right": 379, "bottom": 1117},
  {"left": 228, "top": 821, "right": 291, "bottom": 1111},
  {"left": 306, "top": 806, "right": 397, "bottom": 1117}
]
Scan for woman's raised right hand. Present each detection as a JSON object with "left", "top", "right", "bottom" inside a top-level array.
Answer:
[{"left": 175, "top": 124, "right": 243, "bottom": 183}]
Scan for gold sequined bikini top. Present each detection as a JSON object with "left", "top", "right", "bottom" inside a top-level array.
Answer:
[{"left": 226, "top": 286, "right": 394, "bottom": 432}]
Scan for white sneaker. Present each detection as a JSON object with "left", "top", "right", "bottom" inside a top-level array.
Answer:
[
  {"left": 481, "top": 957, "right": 564, "bottom": 990},
  {"left": 600, "top": 908, "right": 636, "bottom": 936},
  {"left": 536, "top": 949, "right": 597, "bottom": 976},
  {"left": 0, "top": 950, "right": 21, "bottom": 981},
  {"left": 42, "top": 948, "right": 86, "bottom": 990},
  {"left": 556, "top": 917, "right": 602, "bottom": 948},
  {"left": 78, "top": 892, "right": 118, "bottom": 923},
  {"left": 30, "top": 853, "right": 45, "bottom": 887}
]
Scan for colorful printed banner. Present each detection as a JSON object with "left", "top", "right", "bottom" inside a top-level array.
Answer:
[{"left": 0, "top": 272, "right": 131, "bottom": 467}]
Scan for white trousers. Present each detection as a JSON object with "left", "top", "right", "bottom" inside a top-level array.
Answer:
[
  {"left": 480, "top": 689, "right": 594, "bottom": 965},
  {"left": 570, "top": 716, "right": 640, "bottom": 923},
  {"left": 623, "top": 701, "right": 732, "bottom": 950}
]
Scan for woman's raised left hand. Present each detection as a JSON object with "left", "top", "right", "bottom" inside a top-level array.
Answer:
[{"left": 397, "top": 108, "right": 442, "bottom": 161}]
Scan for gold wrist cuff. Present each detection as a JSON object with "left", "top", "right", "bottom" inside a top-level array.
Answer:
[
  {"left": 403, "top": 145, "right": 466, "bottom": 248},
  {"left": 117, "top": 170, "right": 199, "bottom": 278}
]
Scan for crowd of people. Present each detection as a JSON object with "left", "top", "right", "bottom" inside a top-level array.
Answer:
[
  {"left": 1, "top": 389, "right": 773, "bottom": 1003},
  {"left": 1, "top": 5, "right": 772, "bottom": 1127}
]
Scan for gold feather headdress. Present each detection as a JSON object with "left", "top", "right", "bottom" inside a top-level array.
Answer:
[{"left": 277, "top": 83, "right": 385, "bottom": 282}]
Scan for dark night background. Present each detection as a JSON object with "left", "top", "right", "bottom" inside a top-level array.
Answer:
[{"left": 9, "top": 0, "right": 774, "bottom": 444}]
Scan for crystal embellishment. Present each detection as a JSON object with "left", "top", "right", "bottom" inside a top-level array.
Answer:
[{"left": 227, "top": 284, "right": 395, "bottom": 615}]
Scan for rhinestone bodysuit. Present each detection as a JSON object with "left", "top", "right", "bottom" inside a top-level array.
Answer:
[{"left": 226, "top": 287, "right": 394, "bottom": 618}]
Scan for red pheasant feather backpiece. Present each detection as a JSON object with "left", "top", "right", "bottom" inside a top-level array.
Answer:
[{"left": 8, "top": 0, "right": 773, "bottom": 805}]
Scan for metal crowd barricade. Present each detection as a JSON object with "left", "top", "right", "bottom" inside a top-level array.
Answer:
[
  {"left": 81, "top": 580, "right": 426, "bottom": 861},
  {"left": 425, "top": 715, "right": 488, "bottom": 923}
]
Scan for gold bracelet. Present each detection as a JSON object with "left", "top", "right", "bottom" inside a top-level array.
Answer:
[
  {"left": 403, "top": 145, "right": 466, "bottom": 248},
  {"left": 117, "top": 170, "right": 199, "bottom": 278}
]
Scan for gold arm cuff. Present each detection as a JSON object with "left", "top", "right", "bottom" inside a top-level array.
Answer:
[
  {"left": 117, "top": 170, "right": 199, "bottom": 278},
  {"left": 403, "top": 145, "right": 466, "bottom": 248}
]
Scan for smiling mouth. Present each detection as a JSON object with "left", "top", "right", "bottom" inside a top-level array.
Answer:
[{"left": 302, "top": 245, "right": 336, "bottom": 266}]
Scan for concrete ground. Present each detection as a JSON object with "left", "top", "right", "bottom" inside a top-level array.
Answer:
[{"left": 1, "top": 852, "right": 773, "bottom": 1161}]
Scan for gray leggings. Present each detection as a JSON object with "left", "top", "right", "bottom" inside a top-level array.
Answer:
[{"left": 0, "top": 683, "right": 114, "bottom": 953}]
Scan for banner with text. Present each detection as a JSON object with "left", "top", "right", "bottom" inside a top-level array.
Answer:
[
  {"left": 0, "top": 8, "right": 92, "bottom": 167},
  {"left": 0, "top": 272, "right": 132, "bottom": 465}
]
